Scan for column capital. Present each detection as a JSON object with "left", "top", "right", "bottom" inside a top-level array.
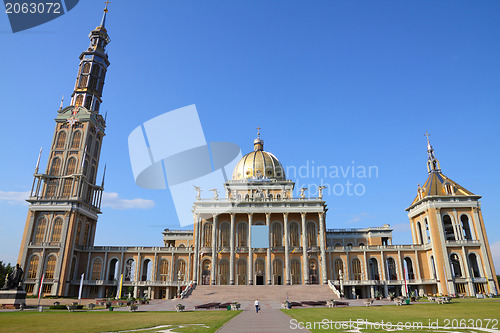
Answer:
[
  {"left": 248, "top": 212, "right": 253, "bottom": 218},
  {"left": 283, "top": 212, "right": 289, "bottom": 218},
  {"left": 265, "top": 212, "right": 271, "bottom": 218},
  {"left": 318, "top": 212, "right": 325, "bottom": 219}
]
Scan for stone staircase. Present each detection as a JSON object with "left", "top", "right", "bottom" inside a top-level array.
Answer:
[{"left": 185, "top": 284, "right": 338, "bottom": 303}]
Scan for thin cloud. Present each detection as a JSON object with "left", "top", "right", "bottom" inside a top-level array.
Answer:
[
  {"left": 102, "top": 192, "right": 155, "bottom": 210},
  {"left": 490, "top": 241, "right": 500, "bottom": 273},
  {"left": 391, "top": 222, "right": 411, "bottom": 232},
  {"left": 0, "top": 191, "right": 29, "bottom": 205},
  {"left": 347, "top": 212, "right": 371, "bottom": 224}
]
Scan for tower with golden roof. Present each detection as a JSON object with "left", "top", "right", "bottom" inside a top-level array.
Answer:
[{"left": 406, "top": 134, "right": 499, "bottom": 296}]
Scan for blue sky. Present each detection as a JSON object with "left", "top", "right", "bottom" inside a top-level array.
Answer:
[{"left": 1, "top": 1, "right": 499, "bottom": 269}]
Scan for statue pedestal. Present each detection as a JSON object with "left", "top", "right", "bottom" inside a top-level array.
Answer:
[{"left": 0, "top": 290, "right": 27, "bottom": 309}]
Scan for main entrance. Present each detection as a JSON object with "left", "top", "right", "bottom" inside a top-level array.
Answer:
[{"left": 255, "top": 259, "right": 265, "bottom": 285}]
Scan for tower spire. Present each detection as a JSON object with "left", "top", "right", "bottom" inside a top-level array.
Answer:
[
  {"left": 99, "top": 1, "right": 110, "bottom": 28},
  {"left": 425, "top": 131, "right": 441, "bottom": 174},
  {"left": 254, "top": 127, "right": 264, "bottom": 151}
]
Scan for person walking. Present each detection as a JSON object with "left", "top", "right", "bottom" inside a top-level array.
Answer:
[{"left": 254, "top": 299, "right": 260, "bottom": 313}]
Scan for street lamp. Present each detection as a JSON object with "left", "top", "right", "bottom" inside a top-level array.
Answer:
[
  {"left": 339, "top": 270, "right": 344, "bottom": 298},
  {"left": 177, "top": 270, "right": 182, "bottom": 298}
]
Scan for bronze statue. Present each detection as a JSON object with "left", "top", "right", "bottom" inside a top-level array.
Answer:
[{"left": 2, "top": 264, "right": 23, "bottom": 290}]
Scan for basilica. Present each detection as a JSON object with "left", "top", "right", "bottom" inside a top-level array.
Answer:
[{"left": 16, "top": 9, "right": 499, "bottom": 300}]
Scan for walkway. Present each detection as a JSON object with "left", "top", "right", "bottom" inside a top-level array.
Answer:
[{"left": 217, "top": 307, "right": 310, "bottom": 333}]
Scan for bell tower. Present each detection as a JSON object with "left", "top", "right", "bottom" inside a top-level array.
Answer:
[
  {"left": 17, "top": 5, "right": 111, "bottom": 297},
  {"left": 407, "top": 134, "right": 499, "bottom": 296}
]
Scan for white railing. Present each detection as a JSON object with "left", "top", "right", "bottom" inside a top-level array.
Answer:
[{"left": 328, "top": 280, "right": 341, "bottom": 298}]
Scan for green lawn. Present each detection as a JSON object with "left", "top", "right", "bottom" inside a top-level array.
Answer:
[
  {"left": 0, "top": 310, "right": 241, "bottom": 333},
  {"left": 283, "top": 299, "right": 500, "bottom": 332}
]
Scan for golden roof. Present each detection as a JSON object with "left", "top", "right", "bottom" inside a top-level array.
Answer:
[{"left": 232, "top": 134, "right": 285, "bottom": 181}]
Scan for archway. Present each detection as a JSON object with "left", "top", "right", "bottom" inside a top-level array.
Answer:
[{"left": 255, "top": 259, "right": 265, "bottom": 285}]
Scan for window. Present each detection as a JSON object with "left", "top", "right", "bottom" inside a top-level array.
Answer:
[
  {"left": 45, "top": 256, "right": 56, "bottom": 279},
  {"left": 271, "top": 223, "right": 282, "bottom": 247},
  {"left": 82, "top": 62, "right": 91, "bottom": 74},
  {"left": 62, "top": 158, "right": 77, "bottom": 197},
  {"left": 352, "top": 258, "right": 362, "bottom": 281},
  {"left": 91, "top": 65, "right": 100, "bottom": 76},
  {"left": 237, "top": 223, "right": 247, "bottom": 247},
  {"left": 220, "top": 223, "right": 230, "bottom": 247},
  {"left": 289, "top": 223, "right": 300, "bottom": 247},
  {"left": 175, "top": 260, "right": 186, "bottom": 281},
  {"left": 203, "top": 223, "right": 212, "bottom": 247},
  {"left": 306, "top": 222, "right": 317, "bottom": 247},
  {"left": 291, "top": 259, "right": 301, "bottom": 285},
  {"left": 141, "top": 259, "right": 152, "bottom": 281},
  {"left": 430, "top": 255, "right": 437, "bottom": 279},
  {"left": 237, "top": 259, "right": 247, "bottom": 285},
  {"left": 404, "top": 257, "right": 415, "bottom": 280},
  {"left": 75, "top": 95, "right": 84, "bottom": 106},
  {"left": 368, "top": 258, "right": 379, "bottom": 280},
  {"left": 78, "top": 75, "right": 89, "bottom": 88},
  {"left": 83, "top": 223, "right": 90, "bottom": 246},
  {"left": 24, "top": 284, "right": 34, "bottom": 294},
  {"left": 33, "top": 218, "right": 47, "bottom": 243},
  {"left": 49, "top": 158, "right": 62, "bottom": 176},
  {"left": 50, "top": 218, "right": 63, "bottom": 243},
  {"left": 41, "top": 284, "right": 52, "bottom": 294},
  {"left": 91, "top": 258, "right": 102, "bottom": 280},
  {"left": 443, "top": 215, "right": 455, "bottom": 241},
  {"left": 84, "top": 96, "right": 92, "bottom": 109},
  {"left": 425, "top": 219, "right": 431, "bottom": 243},
  {"left": 386, "top": 257, "right": 397, "bottom": 280},
  {"left": 70, "top": 257, "right": 77, "bottom": 280},
  {"left": 158, "top": 259, "right": 169, "bottom": 282},
  {"left": 461, "top": 215, "right": 473, "bottom": 240},
  {"left": 416, "top": 221, "right": 424, "bottom": 245},
  {"left": 71, "top": 131, "right": 82, "bottom": 149},
  {"left": 75, "top": 221, "right": 82, "bottom": 245},
  {"left": 55, "top": 132, "right": 67, "bottom": 149},
  {"left": 450, "top": 253, "right": 462, "bottom": 278},
  {"left": 219, "top": 260, "right": 229, "bottom": 285},
  {"left": 469, "top": 253, "right": 481, "bottom": 278},
  {"left": 27, "top": 256, "right": 39, "bottom": 279}
]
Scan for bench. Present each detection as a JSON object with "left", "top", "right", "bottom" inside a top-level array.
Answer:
[{"left": 129, "top": 304, "right": 138, "bottom": 312}]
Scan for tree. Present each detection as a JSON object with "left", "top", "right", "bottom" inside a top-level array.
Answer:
[{"left": 0, "top": 261, "right": 13, "bottom": 289}]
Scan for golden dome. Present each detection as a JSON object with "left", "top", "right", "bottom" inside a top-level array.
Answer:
[{"left": 232, "top": 135, "right": 285, "bottom": 181}]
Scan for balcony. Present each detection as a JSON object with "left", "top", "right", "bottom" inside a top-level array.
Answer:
[{"left": 445, "top": 240, "right": 481, "bottom": 246}]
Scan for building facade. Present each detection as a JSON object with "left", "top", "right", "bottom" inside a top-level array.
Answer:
[{"left": 16, "top": 10, "right": 499, "bottom": 300}]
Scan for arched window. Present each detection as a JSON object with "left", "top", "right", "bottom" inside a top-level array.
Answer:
[
  {"left": 33, "top": 217, "right": 47, "bottom": 243},
  {"left": 273, "top": 259, "right": 283, "bottom": 285},
  {"left": 83, "top": 223, "right": 90, "bottom": 246},
  {"left": 425, "top": 219, "right": 431, "bottom": 243},
  {"left": 91, "top": 258, "right": 102, "bottom": 280},
  {"left": 358, "top": 242, "right": 365, "bottom": 247},
  {"left": 461, "top": 215, "right": 473, "bottom": 240},
  {"left": 175, "top": 260, "right": 186, "bottom": 281},
  {"left": 49, "top": 158, "right": 62, "bottom": 176},
  {"left": 62, "top": 158, "right": 77, "bottom": 197},
  {"left": 237, "top": 223, "right": 247, "bottom": 247},
  {"left": 306, "top": 222, "right": 317, "bottom": 247},
  {"left": 289, "top": 222, "right": 300, "bottom": 247},
  {"left": 386, "top": 257, "right": 397, "bottom": 280},
  {"left": 220, "top": 223, "right": 230, "bottom": 247},
  {"left": 469, "top": 253, "right": 481, "bottom": 278},
  {"left": 352, "top": 258, "right": 362, "bottom": 281},
  {"left": 430, "top": 255, "right": 437, "bottom": 279},
  {"left": 158, "top": 259, "right": 169, "bottom": 282},
  {"left": 404, "top": 257, "right": 415, "bottom": 280},
  {"left": 27, "top": 256, "right": 39, "bottom": 279},
  {"left": 443, "top": 215, "right": 455, "bottom": 241},
  {"left": 124, "top": 258, "right": 136, "bottom": 281},
  {"left": 51, "top": 218, "right": 63, "bottom": 243},
  {"left": 79, "top": 75, "right": 89, "bottom": 88},
  {"left": 291, "top": 259, "right": 301, "bottom": 285},
  {"left": 75, "top": 221, "right": 82, "bottom": 245},
  {"left": 203, "top": 222, "right": 212, "bottom": 247},
  {"left": 368, "top": 258, "right": 379, "bottom": 280},
  {"left": 450, "top": 253, "right": 462, "bottom": 277},
  {"left": 75, "top": 94, "right": 84, "bottom": 107},
  {"left": 108, "top": 259, "right": 119, "bottom": 281},
  {"left": 334, "top": 258, "right": 344, "bottom": 280},
  {"left": 271, "top": 222, "right": 282, "bottom": 247},
  {"left": 45, "top": 256, "right": 57, "bottom": 279},
  {"left": 416, "top": 221, "right": 424, "bottom": 245},
  {"left": 141, "top": 259, "right": 152, "bottom": 281},
  {"left": 71, "top": 131, "right": 82, "bottom": 149},
  {"left": 55, "top": 131, "right": 67, "bottom": 149}
]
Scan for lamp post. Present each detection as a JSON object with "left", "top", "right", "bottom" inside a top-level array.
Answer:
[{"left": 339, "top": 270, "right": 344, "bottom": 298}]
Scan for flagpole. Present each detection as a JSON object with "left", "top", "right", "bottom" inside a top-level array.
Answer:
[
  {"left": 117, "top": 274, "right": 123, "bottom": 300},
  {"left": 78, "top": 273, "right": 84, "bottom": 305},
  {"left": 37, "top": 274, "right": 45, "bottom": 308}
]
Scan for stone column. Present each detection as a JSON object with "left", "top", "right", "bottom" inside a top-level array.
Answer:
[
  {"left": 230, "top": 213, "right": 235, "bottom": 285},
  {"left": 283, "top": 213, "right": 290, "bottom": 285},
  {"left": 301, "top": 212, "right": 309, "bottom": 284},
  {"left": 248, "top": 213, "right": 253, "bottom": 285},
  {"left": 211, "top": 214, "right": 218, "bottom": 285},
  {"left": 266, "top": 213, "right": 272, "bottom": 285},
  {"left": 319, "top": 212, "right": 328, "bottom": 284},
  {"left": 192, "top": 214, "right": 200, "bottom": 284}
]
